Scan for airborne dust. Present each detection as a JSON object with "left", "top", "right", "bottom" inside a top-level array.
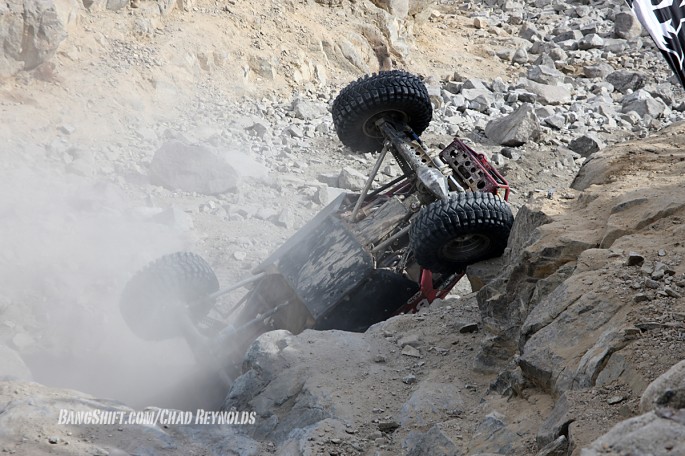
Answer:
[{"left": 0, "top": 163, "right": 233, "bottom": 409}]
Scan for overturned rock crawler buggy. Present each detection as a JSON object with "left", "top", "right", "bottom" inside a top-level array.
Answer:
[{"left": 120, "top": 71, "right": 514, "bottom": 372}]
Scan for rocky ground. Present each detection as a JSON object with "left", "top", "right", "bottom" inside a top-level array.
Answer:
[{"left": 2, "top": 0, "right": 685, "bottom": 454}]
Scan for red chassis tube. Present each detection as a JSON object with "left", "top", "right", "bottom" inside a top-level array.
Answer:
[
  {"left": 394, "top": 138, "right": 511, "bottom": 314},
  {"left": 440, "top": 138, "right": 511, "bottom": 202}
]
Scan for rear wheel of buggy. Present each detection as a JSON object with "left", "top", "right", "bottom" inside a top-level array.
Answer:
[
  {"left": 119, "top": 252, "right": 219, "bottom": 341},
  {"left": 409, "top": 192, "right": 514, "bottom": 274},
  {"left": 332, "top": 70, "right": 433, "bottom": 153}
]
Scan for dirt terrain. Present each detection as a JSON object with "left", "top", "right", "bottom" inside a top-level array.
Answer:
[
  {"left": 1, "top": 0, "right": 548, "bottom": 406},
  {"left": 2, "top": 0, "right": 685, "bottom": 455}
]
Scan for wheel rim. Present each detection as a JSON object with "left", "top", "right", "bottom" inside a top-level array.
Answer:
[
  {"left": 440, "top": 233, "right": 491, "bottom": 261},
  {"left": 362, "top": 110, "right": 409, "bottom": 138}
]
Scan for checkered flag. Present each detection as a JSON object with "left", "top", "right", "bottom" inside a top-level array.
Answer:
[{"left": 627, "top": 0, "right": 685, "bottom": 89}]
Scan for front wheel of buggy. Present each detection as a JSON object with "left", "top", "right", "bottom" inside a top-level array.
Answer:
[
  {"left": 119, "top": 252, "right": 220, "bottom": 341},
  {"left": 332, "top": 70, "right": 432, "bottom": 153},
  {"left": 409, "top": 192, "right": 514, "bottom": 274}
]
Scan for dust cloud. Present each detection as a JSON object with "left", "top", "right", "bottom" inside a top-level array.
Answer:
[{"left": 0, "top": 164, "right": 227, "bottom": 410}]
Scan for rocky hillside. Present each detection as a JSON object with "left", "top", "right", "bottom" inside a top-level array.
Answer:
[{"left": 2, "top": 0, "right": 685, "bottom": 454}]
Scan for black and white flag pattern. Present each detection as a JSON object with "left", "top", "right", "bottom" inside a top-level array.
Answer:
[{"left": 627, "top": 0, "right": 685, "bottom": 89}]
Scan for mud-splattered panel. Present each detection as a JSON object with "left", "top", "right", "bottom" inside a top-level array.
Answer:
[{"left": 276, "top": 216, "right": 373, "bottom": 320}]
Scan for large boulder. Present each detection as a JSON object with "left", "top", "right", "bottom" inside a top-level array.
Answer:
[
  {"left": 0, "top": 1, "right": 25, "bottom": 78},
  {"left": 640, "top": 360, "right": 685, "bottom": 413},
  {"left": 606, "top": 70, "right": 646, "bottom": 93},
  {"left": 614, "top": 11, "right": 642, "bottom": 40},
  {"left": 485, "top": 103, "right": 541, "bottom": 146},
  {"left": 338, "top": 166, "right": 368, "bottom": 191},
  {"left": 519, "top": 79, "right": 573, "bottom": 105},
  {"left": 581, "top": 412, "right": 685, "bottom": 456},
  {"left": 149, "top": 140, "right": 242, "bottom": 195},
  {"left": 621, "top": 89, "right": 669, "bottom": 118},
  {"left": 0, "top": 0, "right": 67, "bottom": 78},
  {"left": 568, "top": 134, "right": 605, "bottom": 157},
  {"left": 527, "top": 65, "right": 566, "bottom": 85}
]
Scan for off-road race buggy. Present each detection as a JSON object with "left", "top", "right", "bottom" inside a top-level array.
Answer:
[{"left": 120, "top": 71, "right": 514, "bottom": 385}]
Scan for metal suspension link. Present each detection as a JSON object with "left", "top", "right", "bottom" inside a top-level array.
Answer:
[
  {"left": 350, "top": 142, "right": 390, "bottom": 222},
  {"left": 376, "top": 121, "right": 451, "bottom": 200}
]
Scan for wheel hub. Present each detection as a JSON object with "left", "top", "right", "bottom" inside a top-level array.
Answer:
[
  {"left": 440, "top": 233, "right": 491, "bottom": 261},
  {"left": 362, "top": 110, "right": 409, "bottom": 138}
]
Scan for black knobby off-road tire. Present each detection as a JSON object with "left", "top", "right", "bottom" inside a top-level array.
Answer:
[
  {"left": 120, "top": 252, "right": 220, "bottom": 341},
  {"left": 332, "top": 70, "right": 432, "bottom": 153},
  {"left": 409, "top": 192, "right": 514, "bottom": 273}
]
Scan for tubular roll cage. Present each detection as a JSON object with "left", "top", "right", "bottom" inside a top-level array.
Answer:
[{"left": 347, "top": 129, "right": 510, "bottom": 316}]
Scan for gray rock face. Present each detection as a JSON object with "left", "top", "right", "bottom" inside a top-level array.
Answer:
[
  {"left": 536, "top": 393, "right": 572, "bottom": 449},
  {"left": 537, "top": 435, "right": 568, "bottom": 456},
  {"left": 578, "top": 33, "right": 604, "bottom": 50},
  {"left": 470, "top": 411, "right": 517, "bottom": 454},
  {"left": 621, "top": 89, "right": 669, "bottom": 118},
  {"left": 568, "top": 134, "right": 604, "bottom": 157},
  {"left": 225, "top": 330, "right": 330, "bottom": 442},
  {"left": 640, "top": 360, "right": 685, "bottom": 413},
  {"left": 291, "top": 98, "right": 328, "bottom": 120},
  {"left": 462, "top": 88, "right": 495, "bottom": 106},
  {"left": 553, "top": 29, "right": 582, "bottom": 43},
  {"left": 532, "top": 51, "right": 556, "bottom": 68},
  {"left": 517, "top": 247, "right": 649, "bottom": 394},
  {"left": 583, "top": 63, "right": 613, "bottom": 79},
  {"left": 0, "top": 0, "right": 67, "bottom": 78},
  {"left": 603, "top": 38, "right": 629, "bottom": 54},
  {"left": 606, "top": 70, "right": 646, "bottom": 93},
  {"left": 544, "top": 114, "right": 566, "bottom": 130},
  {"left": 463, "top": 78, "right": 487, "bottom": 90},
  {"left": 405, "top": 425, "right": 461, "bottom": 456},
  {"left": 105, "top": 0, "right": 128, "bottom": 10},
  {"left": 512, "top": 47, "right": 529, "bottom": 64},
  {"left": 338, "top": 166, "right": 368, "bottom": 191},
  {"left": 466, "top": 123, "right": 685, "bottom": 450},
  {"left": 520, "top": 22, "right": 541, "bottom": 41},
  {"left": 520, "top": 79, "right": 573, "bottom": 105},
  {"left": 399, "top": 382, "right": 464, "bottom": 427},
  {"left": 581, "top": 361, "right": 685, "bottom": 456},
  {"left": 224, "top": 329, "right": 399, "bottom": 446},
  {"left": 149, "top": 140, "right": 240, "bottom": 194},
  {"left": 548, "top": 47, "right": 568, "bottom": 62},
  {"left": 581, "top": 412, "right": 685, "bottom": 456},
  {"left": 23, "top": 0, "right": 67, "bottom": 69},
  {"left": 475, "top": 204, "right": 555, "bottom": 371},
  {"left": 485, "top": 103, "right": 541, "bottom": 147},
  {"left": 614, "top": 11, "right": 642, "bottom": 40},
  {"left": 0, "top": 1, "right": 24, "bottom": 77},
  {"left": 527, "top": 65, "right": 566, "bottom": 85}
]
